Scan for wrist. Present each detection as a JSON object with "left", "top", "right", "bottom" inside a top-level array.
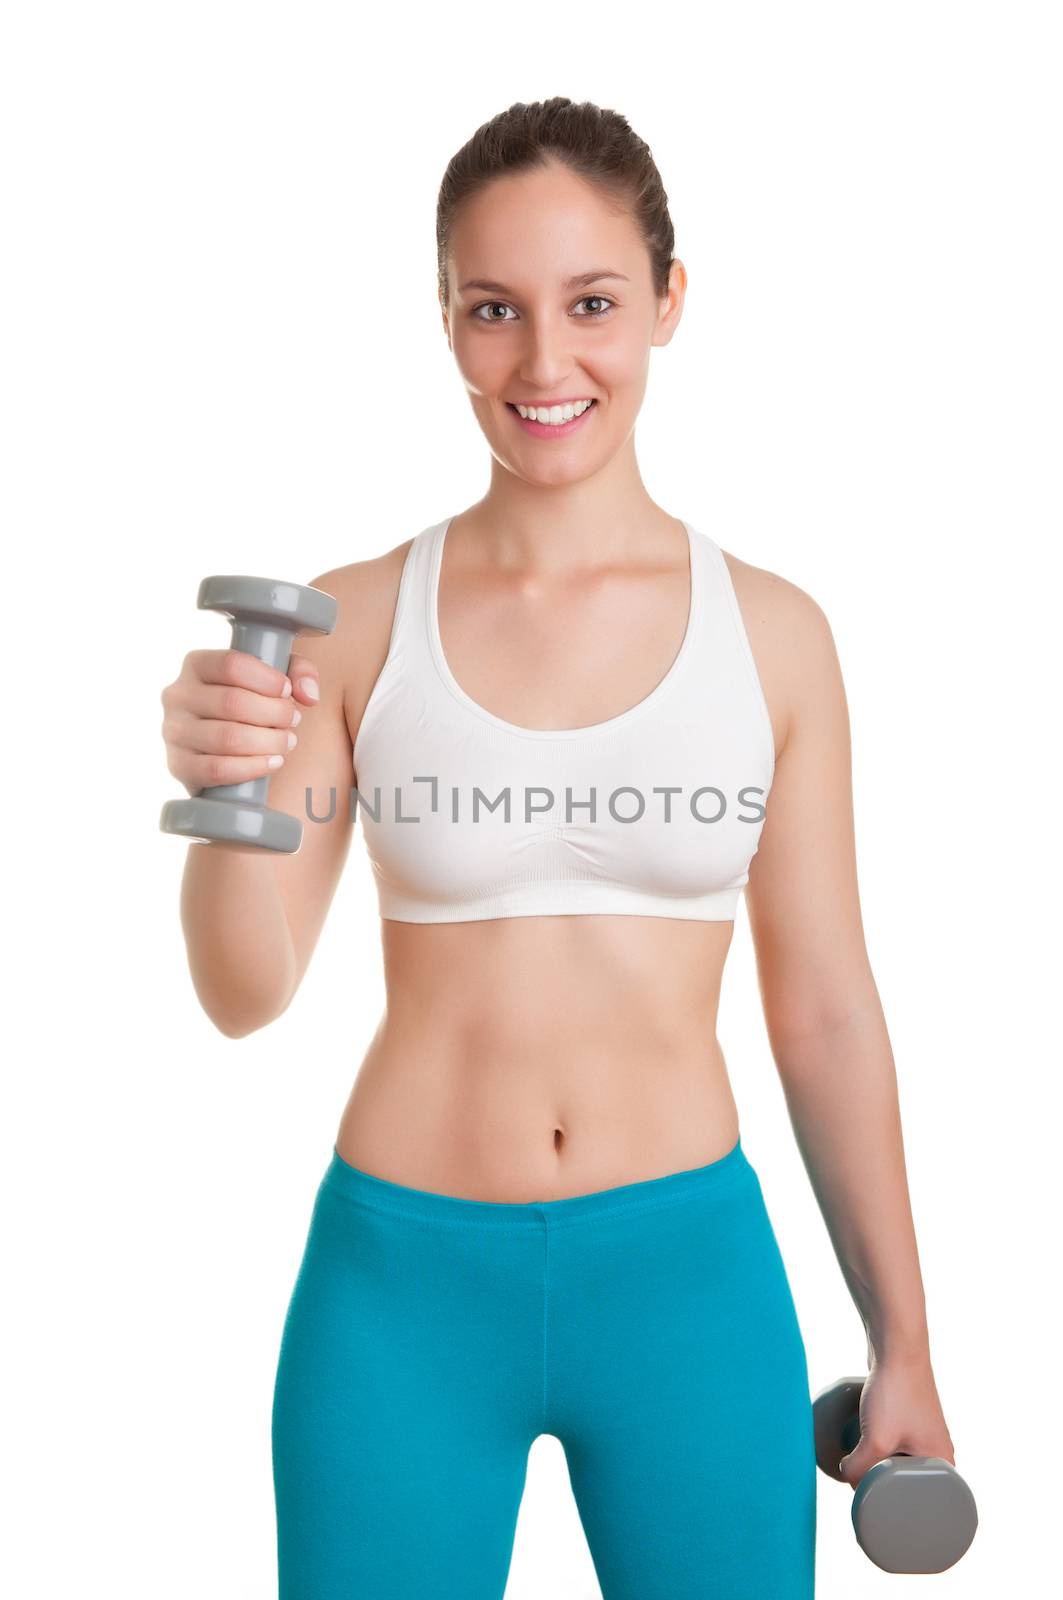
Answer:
[
  {"left": 867, "top": 1329, "right": 931, "bottom": 1367},
  {"left": 864, "top": 1308, "right": 930, "bottom": 1365}
]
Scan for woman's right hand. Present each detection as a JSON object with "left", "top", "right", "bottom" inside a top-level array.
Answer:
[{"left": 160, "top": 647, "right": 321, "bottom": 798}]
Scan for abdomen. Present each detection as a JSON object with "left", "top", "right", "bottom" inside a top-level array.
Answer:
[{"left": 335, "top": 915, "right": 742, "bottom": 1201}]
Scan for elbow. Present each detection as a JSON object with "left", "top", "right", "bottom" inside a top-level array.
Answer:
[
  {"left": 189, "top": 964, "right": 296, "bottom": 1040},
  {"left": 211, "top": 1013, "right": 262, "bottom": 1041},
  {"left": 206, "top": 990, "right": 294, "bottom": 1040}
]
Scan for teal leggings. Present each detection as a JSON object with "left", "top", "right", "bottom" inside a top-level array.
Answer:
[{"left": 271, "top": 1137, "right": 816, "bottom": 1597}]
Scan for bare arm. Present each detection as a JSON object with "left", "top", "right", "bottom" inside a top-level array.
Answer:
[
  {"left": 745, "top": 579, "right": 932, "bottom": 1363},
  {"left": 170, "top": 544, "right": 411, "bottom": 1036},
  {"left": 173, "top": 564, "right": 359, "bottom": 1037},
  {"left": 741, "top": 569, "right": 955, "bottom": 1480}
]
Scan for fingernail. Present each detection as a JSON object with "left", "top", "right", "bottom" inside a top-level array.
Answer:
[
  {"left": 298, "top": 677, "right": 319, "bottom": 701},
  {"left": 291, "top": 706, "right": 302, "bottom": 726},
  {"left": 281, "top": 678, "right": 292, "bottom": 698},
  {"left": 268, "top": 754, "right": 285, "bottom": 768},
  {"left": 286, "top": 731, "right": 298, "bottom": 750}
]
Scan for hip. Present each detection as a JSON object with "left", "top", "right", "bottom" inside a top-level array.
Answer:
[
  {"left": 277, "top": 1131, "right": 810, "bottom": 1426},
  {"left": 273, "top": 1131, "right": 816, "bottom": 1596}
]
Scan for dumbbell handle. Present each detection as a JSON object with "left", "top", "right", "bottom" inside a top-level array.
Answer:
[{"left": 197, "top": 614, "right": 302, "bottom": 811}]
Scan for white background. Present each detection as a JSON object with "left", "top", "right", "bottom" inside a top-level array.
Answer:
[{"left": 3, "top": 3, "right": 1059, "bottom": 1595}]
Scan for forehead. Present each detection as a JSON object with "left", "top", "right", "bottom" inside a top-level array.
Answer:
[{"left": 448, "top": 163, "right": 642, "bottom": 291}]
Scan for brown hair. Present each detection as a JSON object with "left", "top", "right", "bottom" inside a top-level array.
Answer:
[{"left": 436, "top": 96, "right": 676, "bottom": 310}]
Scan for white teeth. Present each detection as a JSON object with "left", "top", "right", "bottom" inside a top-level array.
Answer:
[{"left": 514, "top": 399, "right": 595, "bottom": 424}]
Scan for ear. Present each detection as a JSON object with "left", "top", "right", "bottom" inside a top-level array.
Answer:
[{"left": 653, "top": 258, "right": 687, "bottom": 348}]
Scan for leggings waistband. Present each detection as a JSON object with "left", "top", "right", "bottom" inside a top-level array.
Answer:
[{"left": 322, "top": 1136, "right": 754, "bottom": 1231}]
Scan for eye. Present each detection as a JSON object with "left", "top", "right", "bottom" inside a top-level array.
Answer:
[
  {"left": 472, "top": 302, "right": 517, "bottom": 323},
  {"left": 574, "top": 295, "right": 614, "bottom": 319},
  {"left": 470, "top": 295, "right": 616, "bottom": 324}
]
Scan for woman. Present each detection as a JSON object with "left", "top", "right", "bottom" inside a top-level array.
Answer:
[{"left": 162, "top": 97, "right": 955, "bottom": 1599}]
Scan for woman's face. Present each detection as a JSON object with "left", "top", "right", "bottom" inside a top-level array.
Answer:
[{"left": 441, "top": 160, "right": 685, "bottom": 486}]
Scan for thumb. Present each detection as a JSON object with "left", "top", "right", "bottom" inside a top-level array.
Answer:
[
  {"left": 838, "top": 1441, "right": 879, "bottom": 1488},
  {"left": 286, "top": 653, "right": 321, "bottom": 706}
]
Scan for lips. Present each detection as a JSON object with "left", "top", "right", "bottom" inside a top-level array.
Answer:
[{"left": 506, "top": 399, "right": 599, "bottom": 438}]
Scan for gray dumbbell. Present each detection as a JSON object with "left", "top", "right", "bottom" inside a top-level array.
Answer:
[
  {"left": 813, "top": 1375, "right": 977, "bottom": 1574},
  {"left": 160, "top": 574, "right": 338, "bottom": 854}
]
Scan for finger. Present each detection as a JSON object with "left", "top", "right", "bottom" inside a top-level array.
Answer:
[
  {"left": 168, "top": 713, "right": 296, "bottom": 761},
  {"left": 196, "top": 680, "right": 300, "bottom": 730},
  {"left": 186, "top": 748, "right": 291, "bottom": 791},
  {"left": 193, "top": 647, "right": 293, "bottom": 701}
]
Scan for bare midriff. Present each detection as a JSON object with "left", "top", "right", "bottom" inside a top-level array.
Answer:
[{"left": 334, "top": 912, "right": 741, "bottom": 1203}]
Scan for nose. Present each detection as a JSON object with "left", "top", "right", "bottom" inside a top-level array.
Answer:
[{"left": 516, "top": 315, "right": 584, "bottom": 391}]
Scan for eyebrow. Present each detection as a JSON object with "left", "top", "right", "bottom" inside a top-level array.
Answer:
[{"left": 457, "top": 269, "right": 630, "bottom": 295}]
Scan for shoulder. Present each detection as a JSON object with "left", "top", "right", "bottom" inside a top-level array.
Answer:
[
  {"left": 715, "top": 542, "right": 845, "bottom": 757},
  {"left": 302, "top": 535, "right": 418, "bottom": 739},
  {"left": 307, "top": 535, "right": 416, "bottom": 626}
]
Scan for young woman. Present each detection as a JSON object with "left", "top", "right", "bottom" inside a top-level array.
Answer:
[{"left": 162, "top": 97, "right": 955, "bottom": 1599}]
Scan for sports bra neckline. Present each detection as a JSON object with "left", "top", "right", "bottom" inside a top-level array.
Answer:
[{"left": 425, "top": 515, "right": 700, "bottom": 743}]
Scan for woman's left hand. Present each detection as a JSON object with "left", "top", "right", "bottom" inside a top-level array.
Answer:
[{"left": 837, "top": 1352, "right": 956, "bottom": 1489}]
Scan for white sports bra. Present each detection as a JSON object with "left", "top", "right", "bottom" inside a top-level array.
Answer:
[{"left": 352, "top": 516, "right": 775, "bottom": 924}]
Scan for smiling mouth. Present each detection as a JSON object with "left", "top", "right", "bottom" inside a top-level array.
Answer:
[{"left": 506, "top": 399, "right": 598, "bottom": 426}]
